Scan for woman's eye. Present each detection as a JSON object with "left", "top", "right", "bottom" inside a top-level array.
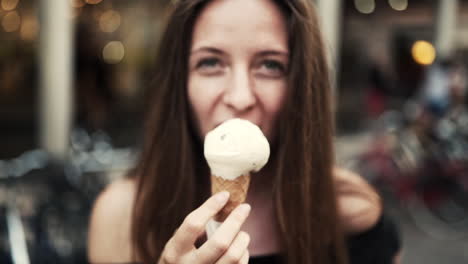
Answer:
[
  {"left": 197, "top": 58, "right": 220, "bottom": 69},
  {"left": 258, "top": 60, "right": 287, "bottom": 77},
  {"left": 263, "top": 60, "right": 284, "bottom": 71}
]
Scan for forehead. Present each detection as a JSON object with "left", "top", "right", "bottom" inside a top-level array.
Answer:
[{"left": 191, "top": 0, "right": 288, "bottom": 50}]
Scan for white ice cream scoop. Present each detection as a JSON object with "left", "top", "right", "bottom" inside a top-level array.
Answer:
[{"left": 204, "top": 118, "right": 270, "bottom": 180}]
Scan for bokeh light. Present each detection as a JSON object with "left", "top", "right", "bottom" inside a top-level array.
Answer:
[
  {"left": 1, "top": 0, "right": 19, "bottom": 11},
  {"left": 354, "top": 0, "right": 375, "bottom": 14},
  {"left": 389, "top": 0, "right": 408, "bottom": 11},
  {"left": 2, "top": 11, "right": 20, "bottom": 32},
  {"left": 411, "top": 40, "right": 436, "bottom": 65},
  {"left": 99, "top": 10, "right": 121, "bottom": 33},
  {"left": 20, "top": 15, "right": 39, "bottom": 41},
  {"left": 85, "top": 0, "right": 102, "bottom": 5},
  {"left": 102, "top": 41, "right": 125, "bottom": 64}
]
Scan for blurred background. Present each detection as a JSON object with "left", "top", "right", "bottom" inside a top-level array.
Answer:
[{"left": 1, "top": 0, "right": 468, "bottom": 263}]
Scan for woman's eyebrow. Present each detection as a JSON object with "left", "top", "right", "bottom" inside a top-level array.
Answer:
[
  {"left": 190, "top": 47, "right": 288, "bottom": 57},
  {"left": 256, "top": 50, "right": 289, "bottom": 57},
  {"left": 190, "top": 46, "right": 225, "bottom": 55}
]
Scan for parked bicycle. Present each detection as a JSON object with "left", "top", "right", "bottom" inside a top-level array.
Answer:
[
  {"left": 0, "top": 128, "right": 136, "bottom": 264},
  {"left": 347, "top": 106, "right": 468, "bottom": 240}
]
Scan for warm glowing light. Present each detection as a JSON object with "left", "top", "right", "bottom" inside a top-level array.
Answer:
[
  {"left": 70, "top": 0, "right": 85, "bottom": 8},
  {"left": 389, "top": 0, "right": 408, "bottom": 11},
  {"left": 1, "top": 0, "right": 19, "bottom": 11},
  {"left": 354, "top": 0, "right": 375, "bottom": 14},
  {"left": 20, "top": 15, "right": 38, "bottom": 41},
  {"left": 2, "top": 11, "right": 20, "bottom": 32},
  {"left": 99, "top": 10, "right": 120, "bottom": 33},
  {"left": 412, "top": 40, "right": 436, "bottom": 65},
  {"left": 103, "top": 41, "right": 125, "bottom": 64},
  {"left": 85, "top": 0, "right": 102, "bottom": 5}
]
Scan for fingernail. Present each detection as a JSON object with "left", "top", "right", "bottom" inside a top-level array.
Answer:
[
  {"left": 238, "top": 204, "right": 251, "bottom": 216},
  {"left": 215, "top": 191, "right": 230, "bottom": 203}
]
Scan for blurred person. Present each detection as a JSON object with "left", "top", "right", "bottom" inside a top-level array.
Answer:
[
  {"left": 445, "top": 61, "right": 468, "bottom": 121},
  {"left": 399, "top": 60, "right": 451, "bottom": 147},
  {"left": 418, "top": 59, "right": 460, "bottom": 119},
  {"left": 434, "top": 61, "right": 468, "bottom": 152},
  {"left": 421, "top": 61, "right": 450, "bottom": 116},
  {"left": 88, "top": 1, "right": 400, "bottom": 264},
  {"left": 408, "top": 59, "right": 467, "bottom": 141}
]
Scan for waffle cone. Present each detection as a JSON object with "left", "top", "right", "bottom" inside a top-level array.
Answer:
[{"left": 211, "top": 174, "right": 250, "bottom": 222}]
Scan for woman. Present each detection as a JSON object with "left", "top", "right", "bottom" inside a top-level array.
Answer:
[{"left": 88, "top": 0, "right": 400, "bottom": 263}]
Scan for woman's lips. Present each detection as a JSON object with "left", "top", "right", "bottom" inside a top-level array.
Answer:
[{"left": 214, "top": 119, "right": 262, "bottom": 131}]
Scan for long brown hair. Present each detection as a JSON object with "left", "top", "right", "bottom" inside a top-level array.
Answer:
[{"left": 131, "top": 0, "right": 348, "bottom": 263}]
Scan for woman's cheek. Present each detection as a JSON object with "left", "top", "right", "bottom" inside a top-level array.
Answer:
[
  {"left": 257, "top": 81, "right": 287, "bottom": 113},
  {"left": 188, "top": 76, "right": 224, "bottom": 136}
]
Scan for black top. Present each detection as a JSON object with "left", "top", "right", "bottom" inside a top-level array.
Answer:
[{"left": 249, "top": 214, "right": 401, "bottom": 264}]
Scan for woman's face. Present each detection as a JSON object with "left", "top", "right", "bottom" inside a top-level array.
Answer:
[{"left": 188, "top": 0, "right": 289, "bottom": 141}]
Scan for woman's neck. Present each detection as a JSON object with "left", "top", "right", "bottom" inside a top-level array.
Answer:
[{"left": 244, "top": 164, "right": 282, "bottom": 256}]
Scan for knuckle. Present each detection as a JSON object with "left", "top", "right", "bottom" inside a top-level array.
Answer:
[
  {"left": 230, "top": 209, "right": 248, "bottom": 223},
  {"left": 202, "top": 196, "right": 221, "bottom": 213},
  {"left": 223, "top": 233, "right": 250, "bottom": 263},
  {"left": 240, "top": 250, "right": 249, "bottom": 264},
  {"left": 161, "top": 250, "right": 178, "bottom": 264},
  {"left": 226, "top": 212, "right": 244, "bottom": 225},
  {"left": 206, "top": 202, "right": 220, "bottom": 214},
  {"left": 183, "top": 214, "right": 204, "bottom": 234},
  {"left": 161, "top": 238, "right": 182, "bottom": 264},
  {"left": 212, "top": 238, "right": 230, "bottom": 254},
  {"left": 231, "top": 213, "right": 245, "bottom": 223},
  {"left": 224, "top": 249, "right": 242, "bottom": 263}
]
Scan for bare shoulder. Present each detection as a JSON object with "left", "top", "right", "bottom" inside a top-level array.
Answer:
[
  {"left": 333, "top": 167, "right": 364, "bottom": 183},
  {"left": 333, "top": 167, "right": 382, "bottom": 234},
  {"left": 87, "top": 177, "right": 138, "bottom": 263}
]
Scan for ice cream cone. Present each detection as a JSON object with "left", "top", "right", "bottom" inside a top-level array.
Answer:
[{"left": 211, "top": 173, "right": 250, "bottom": 222}]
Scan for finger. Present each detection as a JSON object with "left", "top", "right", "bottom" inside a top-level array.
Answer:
[
  {"left": 239, "top": 250, "right": 249, "bottom": 264},
  {"left": 170, "top": 191, "right": 230, "bottom": 254},
  {"left": 215, "top": 231, "right": 250, "bottom": 264},
  {"left": 196, "top": 204, "right": 251, "bottom": 262}
]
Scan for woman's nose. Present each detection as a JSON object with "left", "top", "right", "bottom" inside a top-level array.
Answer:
[{"left": 222, "top": 67, "right": 256, "bottom": 112}]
